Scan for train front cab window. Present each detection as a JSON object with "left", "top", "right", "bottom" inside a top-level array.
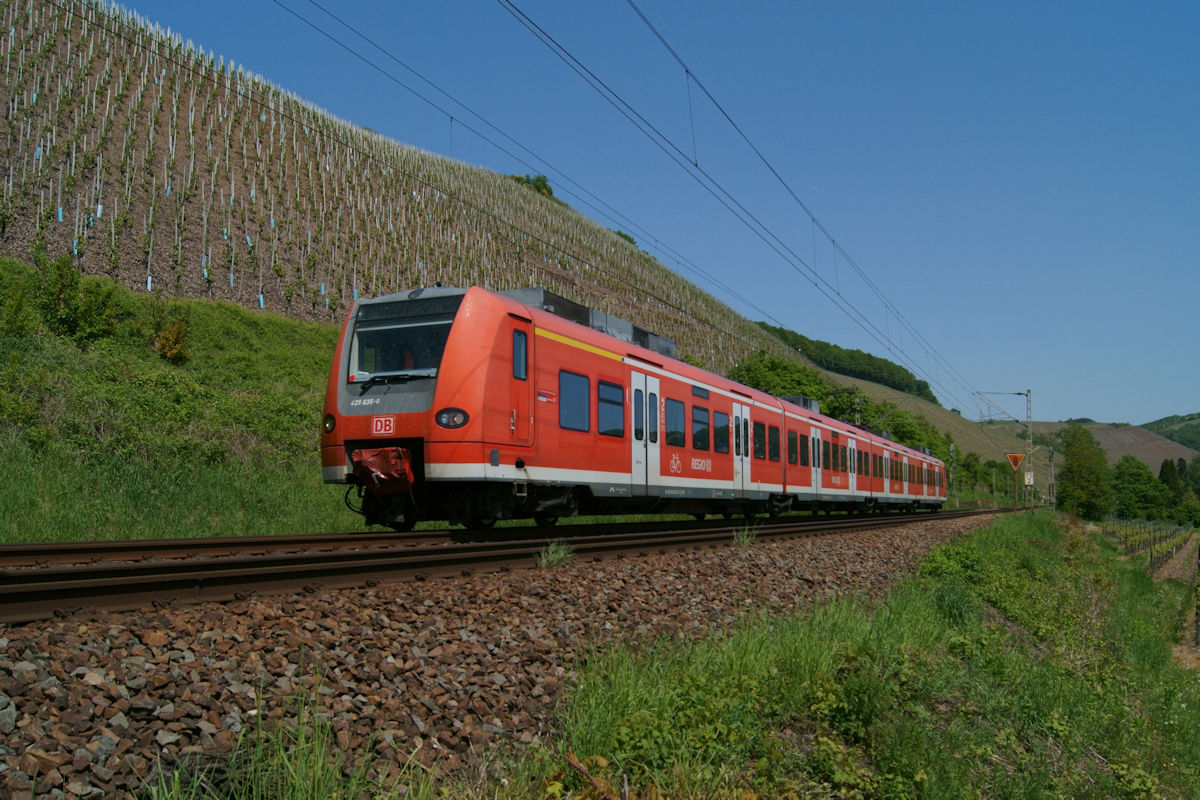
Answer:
[
  {"left": 347, "top": 295, "right": 461, "bottom": 382},
  {"left": 512, "top": 330, "right": 527, "bottom": 380}
]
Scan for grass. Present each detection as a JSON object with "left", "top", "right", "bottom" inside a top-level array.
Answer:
[
  {"left": 143, "top": 691, "right": 438, "bottom": 800},
  {"left": 0, "top": 256, "right": 361, "bottom": 542},
  {"left": 536, "top": 539, "right": 576, "bottom": 568}
]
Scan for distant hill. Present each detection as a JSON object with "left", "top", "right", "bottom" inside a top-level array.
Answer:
[
  {"left": 986, "top": 421, "right": 1198, "bottom": 470},
  {"left": 756, "top": 321, "right": 938, "bottom": 404},
  {"left": 1141, "top": 413, "right": 1200, "bottom": 452}
]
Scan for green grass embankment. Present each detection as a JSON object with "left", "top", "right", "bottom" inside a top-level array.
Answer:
[{"left": 0, "top": 256, "right": 358, "bottom": 542}]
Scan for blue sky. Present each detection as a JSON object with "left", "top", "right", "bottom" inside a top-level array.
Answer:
[{"left": 122, "top": 1, "right": 1199, "bottom": 425}]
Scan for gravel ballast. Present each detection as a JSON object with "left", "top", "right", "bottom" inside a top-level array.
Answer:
[{"left": 0, "top": 515, "right": 994, "bottom": 798}]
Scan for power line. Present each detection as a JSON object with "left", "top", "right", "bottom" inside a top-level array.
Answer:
[
  {"left": 498, "top": 0, "right": 979, "bottom": 413},
  {"left": 621, "top": 0, "right": 984, "bottom": 410},
  {"left": 285, "top": 0, "right": 778, "bottom": 327},
  {"left": 40, "top": 0, "right": 771, "bottom": 344}
]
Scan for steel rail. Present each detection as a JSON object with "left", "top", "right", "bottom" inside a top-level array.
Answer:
[{"left": 0, "top": 509, "right": 1002, "bottom": 624}]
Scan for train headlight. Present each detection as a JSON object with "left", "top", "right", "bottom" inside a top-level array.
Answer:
[
  {"left": 435, "top": 408, "right": 469, "bottom": 429},
  {"left": 322, "top": 414, "right": 336, "bottom": 435}
]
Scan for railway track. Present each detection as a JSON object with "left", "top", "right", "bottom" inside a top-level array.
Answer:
[{"left": 0, "top": 509, "right": 1003, "bottom": 624}]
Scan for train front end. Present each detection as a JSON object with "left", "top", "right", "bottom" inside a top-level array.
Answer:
[{"left": 321, "top": 286, "right": 479, "bottom": 530}]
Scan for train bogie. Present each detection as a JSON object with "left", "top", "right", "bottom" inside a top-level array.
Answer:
[{"left": 322, "top": 286, "right": 946, "bottom": 530}]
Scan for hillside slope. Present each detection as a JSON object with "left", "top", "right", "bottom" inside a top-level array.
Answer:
[
  {"left": 0, "top": 0, "right": 791, "bottom": 373},
  {"left": 1142, "top": 413, "right": 1200, "bottom": 452},
  {"left": 986, "top": 420, "right": 1197, "bottom": 470}
]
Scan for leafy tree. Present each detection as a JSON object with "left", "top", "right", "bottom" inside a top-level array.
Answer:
[
  {"left": 1159, "top": 458, "right": 1184, "bottom": 504},
  {"left": 958, "top": 451, "right": 982, "bottom": 492},
  {"left": 1186, "top": 456, "right": 1200, "bottom": 496},
  {"left": 1111, "top": 456, "right": 1171, "bottom": 519},
  {"left": 727, "top": 350, "right": 826, "bottom": 400},
  {"left": 511, "top": 173, "right": 555, "bottom": 197},
  {"left": 33, "top": 254, "right": 130, "bottom": 347},
  {"left": 1055, "top": 423, "right": 1111, "bottom": 521},
  {"left": 612, "top": 230, "right": 636, "bottom": 246}
]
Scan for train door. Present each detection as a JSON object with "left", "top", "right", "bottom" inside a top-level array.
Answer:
[
  {"left": 631, "top": 372, "right": 660, "bottom": 496},
  {"left": 509, "top": 317, "right": 534, "bottom": 446},
  {"left": 732, "top": 401, "right": 751, "bottom": 496},
  {"left": 848, "top": 440, "right": 857, "bottom": 495},
  {"left": 811, "top": 429, "right": 822, "bottom": 497}
]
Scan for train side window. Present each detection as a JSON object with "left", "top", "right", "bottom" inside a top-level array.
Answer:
[
  {"left": 734, "top": 415, "right": 741, "bottom": 456},
  {"left": 823, "top": 440, "right": 831, "bottom": 470},
  {"left": 800, "top": 433, "right": 809, "bottom": 467},
  {"left": 787, "top": 430, "right": 798, "bottom": 465},
  {"left": 598, "top": 381, "right": 624, "bottom": 438},
  {"left": 714, "top": 411, "right": 730, "bottom": 454},
  {"left": 649, "top": 393, "right": 658, "bottom": 443},
  {"left": 743, "top": 419, "right": 749, "bottom": 458},
  {"left": 753, "top": 421, "right": 767, "bottom": 460},
  {"left": 512, "top": 330, "right": 528, "bottom": 380},
  {"left": 634, "top": 389, "right": 644, "bottom": 441},
  {"left": 841, "top": 445, "right": 848, "bottom": 473},
  {"left": 558, "top": 370, "right": 589, "bottom": 432},
  {"left": 768, "top": 426, "right": 781, "bottom": 462},
  {"left": 665, "top": 398, "right": 686, "bottom": 447},
  {"left": 692, "top": 406, "right": 710, "bottom": 451}
]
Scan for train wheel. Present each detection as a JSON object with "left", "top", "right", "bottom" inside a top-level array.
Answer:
[
  {"left": 466, "top": 515, "right": 497, "bottom": 530},
  {"left": 534, "top": 512, "right": 559, "bottom": 528},
  {"left": 389, "top": 516, "right": 417, "bottom": 532}
]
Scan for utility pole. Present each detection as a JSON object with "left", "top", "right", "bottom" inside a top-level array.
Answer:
[
  {"left": 976, "top": 389, "right": 1033, "bottom": 508},
  {"left": 1048, "top": 446, "right": 1056, "bottom": 507}
]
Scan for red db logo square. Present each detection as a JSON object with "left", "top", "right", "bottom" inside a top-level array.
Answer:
[{"left": 371, "top": 416, "right": 394, "bottom": 436}]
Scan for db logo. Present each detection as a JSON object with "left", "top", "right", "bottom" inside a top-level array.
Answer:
[
  {"left": 669, "top": 453, "right": 682, "bottom": 474},
  {"left": 371, "top": 416, "right": 395, "bottom": 436}
]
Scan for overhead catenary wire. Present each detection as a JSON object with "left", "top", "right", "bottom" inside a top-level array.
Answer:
[
  {"left": 623, "top": 0, "right": 982, "bottom": 411},
  {"left": 499, "top": 0, "right": 980, "bottom": 415},
  {"left": 40, "top": 0, "right": 742, "bottom": 339}
]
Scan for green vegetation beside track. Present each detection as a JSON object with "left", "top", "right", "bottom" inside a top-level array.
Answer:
[{"left": 0, "top": 255, "right": 358, "bottom": 541}]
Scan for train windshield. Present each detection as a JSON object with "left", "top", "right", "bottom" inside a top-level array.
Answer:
[{"left": 347, "top": 296, "right": 462, "bottom": 384}]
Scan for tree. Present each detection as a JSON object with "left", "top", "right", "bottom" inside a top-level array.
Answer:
[
  {"left": 1187, "top": 456, "right": 1200, "bottom": 496},
  {"left": 1055, "top": 423, "right": 1111, "bottom": 521},
  {"left": 1111, "top": 455, "right": 1171, "bottom": 519},
  {"left": 1159, "top": 458, "right": 1185, "bottom": 504},
  {"left": 727, "top": 350, "right": 826, "bottom": 400}
]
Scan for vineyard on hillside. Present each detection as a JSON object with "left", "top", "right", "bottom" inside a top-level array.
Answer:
[{"left": 0, "top": 0, "right": 794, "bottom": 370}]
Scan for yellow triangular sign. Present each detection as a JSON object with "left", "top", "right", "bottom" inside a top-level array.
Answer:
[{"left": 1006, "top": 453, "right": 1026, "bottom": 471}]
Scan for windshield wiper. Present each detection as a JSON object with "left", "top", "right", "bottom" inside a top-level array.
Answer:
[{"left": 354, "top": 369, "right": 437, "bottom": 391}]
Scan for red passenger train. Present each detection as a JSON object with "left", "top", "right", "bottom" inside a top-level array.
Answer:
[{"left": 321, "top": 286, "right": 946, "bottom": 530}]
